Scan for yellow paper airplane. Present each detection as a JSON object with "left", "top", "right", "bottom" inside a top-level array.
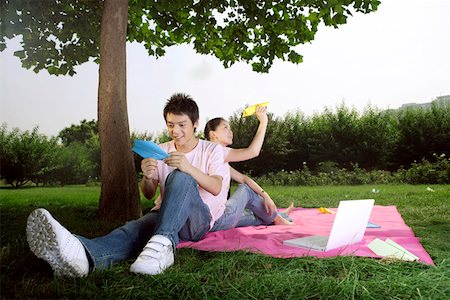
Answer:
[
  {"left": 318, "top": 207, "right": 336, "bottom": 214},
  {"left": 242, "top": 102, "right": 270, "bottom": 117}
]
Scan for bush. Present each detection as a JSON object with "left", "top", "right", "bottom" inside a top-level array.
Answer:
[
  {"left": 253, "top": 156, "right": 448, "bottom": 186},
  {"left": 0, "top": 124, "right": 60, "bottom": 188},
  {"left": 401, "top": 154, "right": 450, "bottom": 184}
]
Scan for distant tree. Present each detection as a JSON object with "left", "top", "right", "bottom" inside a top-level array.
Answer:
[
  {"left": 305, "top": 104, "right": 364, "bottom": 169},
  {"left": 299, "top": 104, "right": 400, "bottom": 170},
  {"left": 394, "top": 105, "right": 450, "bottom": 169},
  {"left": 53, "top": 142, "right": 96, "bottom": 185},
  {"left": 281, "top": 111, "right": 312, "bottom": 171},
  {"left": 59, "top": 120, "right": 101, "bottom": 180},
  {"left": 0, "top": 125, "right": 59, "bottom": 188},
  {"left": 85, "top": 133, "right": 101, "bottom": 180},
  {"left": 1, "top": 0, "right": 380, "bottom": 221},
  {"left": 58, "top": 119, "right": 98, "bottom": 146},
  {"left": 357, "top": 106, "right": 398, "bottom": 170}
]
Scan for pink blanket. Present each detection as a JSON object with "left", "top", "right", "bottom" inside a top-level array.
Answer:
[{"left": 178, "top": 205, "right": 434, "bottom": 265}]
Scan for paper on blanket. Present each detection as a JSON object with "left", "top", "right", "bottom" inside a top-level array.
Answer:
[
  {"left": 367, "top": 221, "right": 381, "bottom": 228},
  {"left": 242, "top": 102, "right": 270, "bottom": 117},
  {"left": 368, "top": 238, "right": 419, "bottom": 261},
  {"left": 132, "top": 140, "right": 169, "bottom": 160},
  {"left": 385, "top": 239, "right": 419, "bottom": 260}
]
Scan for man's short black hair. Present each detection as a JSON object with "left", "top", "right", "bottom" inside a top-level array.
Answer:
[{"left": 163, "top": 93, "right": 199, "bottom": 126}]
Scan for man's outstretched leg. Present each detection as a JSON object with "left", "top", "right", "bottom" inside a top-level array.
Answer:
[
  {"left": 26, "top": 208, "right": 160, "bottom": 277},
  {"left": 26, "top": 208, "right": 89, "bottom": 277},
  {"left": 130, "top": 170, "right": 211, "bottom": 275}
]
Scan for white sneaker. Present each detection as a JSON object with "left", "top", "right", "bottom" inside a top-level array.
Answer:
[
  {"left": 130, "top": 234, "right": 174, "bottom": 275},
  {"left": 26, "top": 208, "right": 89, "bottom": 277}
]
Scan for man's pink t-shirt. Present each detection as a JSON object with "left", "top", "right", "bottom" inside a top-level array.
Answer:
[{"left": 152, "top": 139, "right": 230, "bottom": 228}]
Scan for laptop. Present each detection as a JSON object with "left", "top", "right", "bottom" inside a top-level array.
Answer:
[{"left": 283, "top": 199, "right": 375, "bottom": 252}]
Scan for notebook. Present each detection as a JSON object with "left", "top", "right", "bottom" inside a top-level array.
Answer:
[{"left": 283, "top": 199, "right": 375, "bottom": 251}]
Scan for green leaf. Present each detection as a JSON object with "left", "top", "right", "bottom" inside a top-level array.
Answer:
[
  {"left": 47, "top": 66, "right": 59, "bottom": 75},
  {"left": 155, "top": 47, "right": 165, "bottom": 57},
  {"left": 14, "top": 50, "right": 26, "bottom": 59},
  {"left": 288, "top": 51, "right": 303, "bottom": 64},
  {"left": 251, "top": 62, "right": 263, "bottom": 72}
]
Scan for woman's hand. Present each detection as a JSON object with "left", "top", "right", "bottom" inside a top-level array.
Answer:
[
  {"left": 262, "top": 193, "right": 276, "bottom": 215},
  {"left": 255, "top": 105, "right": 268, "bottom": 124}
]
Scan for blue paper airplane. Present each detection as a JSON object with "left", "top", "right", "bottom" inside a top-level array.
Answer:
[{"left": 132, "top": 140, "right": 169, "bottom": 160}]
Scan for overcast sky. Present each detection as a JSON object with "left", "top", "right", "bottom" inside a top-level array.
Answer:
[{"left": 1, "top": 0, "right": 449, "bottom": 137}]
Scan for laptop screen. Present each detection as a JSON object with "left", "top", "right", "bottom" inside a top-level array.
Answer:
[{"left": 326, "top": 199, "right": 375, "bottom": 251}]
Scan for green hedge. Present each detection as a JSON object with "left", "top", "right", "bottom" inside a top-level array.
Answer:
[
  {"left": 1, "top": 102, "right": 449, "bottom": 187},
  {"left": 255, "top": 154, "right": 450, "bottom": 186},
  {"left": 229, "top": 103, "right": 450, "bottom": 175}
]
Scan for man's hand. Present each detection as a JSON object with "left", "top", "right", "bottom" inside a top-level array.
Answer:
[
  {"left": 141, "top": 157, "right": 158, "bottom": 180},
  {"left": 164, "top": 152, "right": 193, "bottom": 174}
]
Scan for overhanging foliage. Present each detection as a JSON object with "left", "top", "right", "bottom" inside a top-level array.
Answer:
[{"left": 1, "top": 0, "right": 380, "bottom": 74}]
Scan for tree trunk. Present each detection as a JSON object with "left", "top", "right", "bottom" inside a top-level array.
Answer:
[{"left": 97, "top": 0, "right": 141, "bottom": 222}]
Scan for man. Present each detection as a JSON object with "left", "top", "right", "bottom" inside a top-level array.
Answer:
[{"left": 26, "top": 93, "right": 230, "bottom": 276}]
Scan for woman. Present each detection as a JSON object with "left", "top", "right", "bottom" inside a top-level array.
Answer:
[{"left": 204, "top": 111, "right": 294, "bottom": 230}]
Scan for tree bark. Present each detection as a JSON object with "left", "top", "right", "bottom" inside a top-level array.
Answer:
[{"left": 97, "top": 0, "right": 141, "bottom": 222}]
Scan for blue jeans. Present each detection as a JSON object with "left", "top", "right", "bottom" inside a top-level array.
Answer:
[
  {"left": 211, "top": 184, "right": 277, "bottom": 231},
  {"left": 236, "top": 209, "right": 292, "bottom": 227},
  {"left": 77, "top": 170, "right": 211, "bottom": 271}
]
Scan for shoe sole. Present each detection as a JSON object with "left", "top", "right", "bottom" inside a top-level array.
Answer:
[
  {"left": 130, "top": 256, "right": 174, "bottom": 275},
  {"left": 26, "top": 209, "right": 85, "bottom": 277}
]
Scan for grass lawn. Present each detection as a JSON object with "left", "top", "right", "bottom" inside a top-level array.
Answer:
[{"left": 1, "top": 184, "right": 449, "bottom": 299}]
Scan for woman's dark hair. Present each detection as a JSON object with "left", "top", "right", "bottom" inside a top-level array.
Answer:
[
  {"left": 204, "top": 117, "right": 225, "bottom": 140},
  {"left": 163, "top": 93, "right": 199, "bottom": 125}
]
